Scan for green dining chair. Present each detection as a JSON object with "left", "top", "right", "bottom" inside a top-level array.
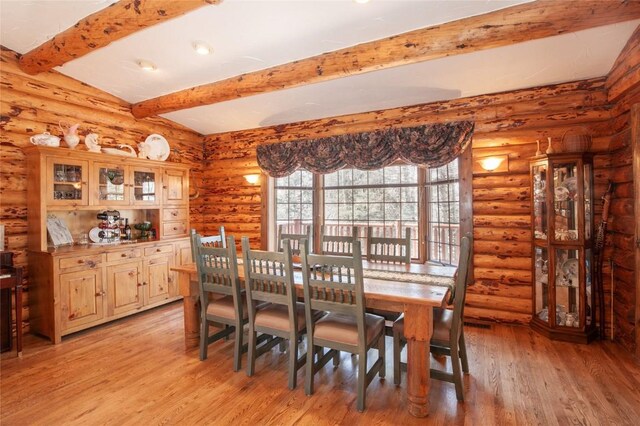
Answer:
[
  {"left": 392, "top": 233, "right": 473, "bottom": 401},
  {"left": 301, "top": 241, "right": 386, "bottom": 412},
  {"left": 192, "top": 233, "right": 246, "bottom": 371},
  {"left": 366, "top": 226, "right": 412, "bottom": 332},
  {"left": 242, "top": 237, "right": 320, "bottom": 390}
]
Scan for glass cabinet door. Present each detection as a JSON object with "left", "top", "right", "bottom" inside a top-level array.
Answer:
[
  {"left": 555, "top": 248, "right": 580, "bottom": 328},
  {"left": 46, "top": 158, "right": 89, "bottom": 206},
  {"left": 131, "top": 168, "right": 160, "bottom": 205},
  {"left": 583, "top": 163, "right": 592, "bottom": 241},
  {"left": 532, "top": 164, "right": 548, "bottom": 240},
  {"left": 553, "top": 162, "right": 579, "bottom": 242},
  {"left": 534, "top": 246, "right": 549, "bottom": 324},
  {"left": 94, "top": 163, "right": 129, "bottom": 205}
]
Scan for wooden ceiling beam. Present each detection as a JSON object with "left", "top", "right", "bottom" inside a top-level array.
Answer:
[
  {"left": 131, "top": 0, "right": 640, "bottom": 119},
  {"left": 18, "top": 0, "right": 221, "bottom": 75}
]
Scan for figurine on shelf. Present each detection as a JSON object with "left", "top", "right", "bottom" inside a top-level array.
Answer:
[
  {"left": 84, "top": 133, "right": 101, "bottom": 153},
  {"left": 59, "top": 121, "right": 80, "bottom": 149},
  {"left": 545, "top": 136, "right": 555, "bottom": 154},
  {"left": 102, "top": 144, "right": 137, "bottom": 157}
]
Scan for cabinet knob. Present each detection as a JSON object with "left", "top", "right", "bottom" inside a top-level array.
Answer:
[
  {"left": 78, "top": 259, "right": 84, "bottom": 264},
  {"left": 171, "top": 212, "right": 178, "bottom": 216},
  {"left": 121, "top": 253, "right": 127, "bottom": 257},
  {"left": 87, "top": 260, "right": 96, "bottom": 268},
  {"left": 156, "top": 248, "right": 162, "bottom": 252},
  {"left": 163, "top": 186, "right": 168, "bottom": 189},
  {"left": 173, "top": 227, "right": 178, "bottom": 231}
]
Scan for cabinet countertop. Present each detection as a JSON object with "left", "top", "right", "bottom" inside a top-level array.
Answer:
[{"left": 29, "top": 237, "right": 189, "bottom": 256}]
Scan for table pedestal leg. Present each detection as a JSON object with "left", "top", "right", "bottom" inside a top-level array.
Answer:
[
  {"left": 178, "top": 271, "right": 200, "bottom": 350},
  {"left": 403, "top": 304, "right": 433, "bottom": 418}
]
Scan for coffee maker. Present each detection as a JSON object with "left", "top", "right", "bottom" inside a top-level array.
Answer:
[{"left": 89, "top": 210, "right": 121, "bottom": 243}]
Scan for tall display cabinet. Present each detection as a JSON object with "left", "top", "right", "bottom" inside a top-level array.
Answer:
[{"left": 530, "top": 153, "right": 597, "bottom": 343}]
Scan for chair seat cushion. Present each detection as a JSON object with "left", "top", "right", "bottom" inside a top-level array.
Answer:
[
  {"left": 313, "top": 312, "right": 384, "bottom": 346},
  {"left": 206, "top": 295, "right": 248, "bottom": 321},
  {"left": 393, "top": 307, "right": 453, "bottom": 343},
  {"left": 254, "top": 302, "right": 317, "bottom": 333}
]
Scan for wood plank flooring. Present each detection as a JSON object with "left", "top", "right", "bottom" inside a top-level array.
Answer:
[{"left": 1, "top": 302, "right": 639, "bottom": 425}]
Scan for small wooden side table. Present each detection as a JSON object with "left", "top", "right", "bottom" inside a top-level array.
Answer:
[{"left": 0, "top": 251, "right": 23, "bottom": 357}]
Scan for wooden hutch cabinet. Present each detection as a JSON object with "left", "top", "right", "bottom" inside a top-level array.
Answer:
[
  {"left": 530, "top": 153, "right": 597, "bottom": 343},
  {"left": 26, "top": 146, "right": 191, "bottom": 343}
]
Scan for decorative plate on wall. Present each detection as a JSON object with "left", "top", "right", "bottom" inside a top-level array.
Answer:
[{"left": 141, "top": 134, "right": 170, "bottom": 161}]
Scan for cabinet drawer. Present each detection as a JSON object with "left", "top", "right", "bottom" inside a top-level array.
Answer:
[
  {"left": 59, "top": 254, "right": 102, "bottom": 270},
  {"left": 163, "top": 208, "right": 188, "bottom": 221},
  {"left": 106, "top": 248, "right": 142, "bottom": 263},
  {"left": 144, "top": 244, "right": 174, "bottom": 256},
  {"left": 163, "top": 221, "right": 188, "bottom": 237}
]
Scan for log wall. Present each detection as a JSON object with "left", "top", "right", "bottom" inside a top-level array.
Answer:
[
  {"left": 605, "top": 27, "right": 639, "bottom": 354},
  {"left": 202, "top": 77, "right": 622, "bottom": 328},
  {"left": 0, "top": 48, "right": 204, "bottom": 336}
]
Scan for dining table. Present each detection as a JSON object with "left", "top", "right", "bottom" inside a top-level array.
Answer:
[{"left": 171, "top": 260, "right": 453, "bottom": 418}]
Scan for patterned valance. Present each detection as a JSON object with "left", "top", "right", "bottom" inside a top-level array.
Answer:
[{"left": 256, "top": 121, "right": 475, "bottom": 177}]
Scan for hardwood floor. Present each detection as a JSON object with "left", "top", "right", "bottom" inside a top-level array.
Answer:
[{"left": 1, "top": 302, "right": 639, "bottom": 425}]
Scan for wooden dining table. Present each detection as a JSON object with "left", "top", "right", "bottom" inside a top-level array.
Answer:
[{"left": 171, "top": 260, "right": 451, "bottom": 417}]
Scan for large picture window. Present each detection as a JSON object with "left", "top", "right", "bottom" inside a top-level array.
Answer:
[{"left": 273, "top": 159, "right": 461, "bottom": 266}]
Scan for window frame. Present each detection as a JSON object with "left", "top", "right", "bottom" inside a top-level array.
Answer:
[{"left": 264, "top": 148, "right": 472, "bottom": 270}]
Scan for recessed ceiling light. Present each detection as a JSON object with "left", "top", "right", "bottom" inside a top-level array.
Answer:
[
  {"left": 354, "top": 0, "right": 371, "bottom": 4},
  {"left": 136, "top": 60, "right": 157, "bottom": 71},
  {"left": 193, "top": 41, "right": 213, "bottom": 55}
]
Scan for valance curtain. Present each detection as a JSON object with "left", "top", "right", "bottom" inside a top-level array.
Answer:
[
  {"left": 257, "top": 121, "right": 474, "bottom": 177},
  {"left": 256, "top": 121, "right": 475, "bottom": 177}
]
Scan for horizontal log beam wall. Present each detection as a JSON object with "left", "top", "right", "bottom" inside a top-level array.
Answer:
[
  {"left": 0, "top": 48, "right": 204, "bottom": 335},
  {"left": 202, "top": 77, "right": 622, "bottom": 327},
  {"left": 605, "top": 28, "right": 639, "bottom": 354}
]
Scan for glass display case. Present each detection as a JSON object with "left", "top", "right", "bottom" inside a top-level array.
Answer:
[{"left": 530, "top": 153, "right": 596, "bottom": 343}]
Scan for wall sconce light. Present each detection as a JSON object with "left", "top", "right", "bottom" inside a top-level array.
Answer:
[
  {"left": 244, "top": 174, "right": 260, "bottom": 185},
  {"left": 477, "top": 155, "right": 509, "bottom": 173}
]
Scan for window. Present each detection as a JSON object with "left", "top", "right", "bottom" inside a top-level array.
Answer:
[
  {"left": 272, "top": 160, "right": 461, "bottom": 266},
  {"left": 426, "top": 161, "right": 460, "bottom": 266},
  {"left": 274, "top": 169, "right": 313, "bottom": 235},
  {"left": 324, "top": 165, "right": 419, "bottom": 257}
]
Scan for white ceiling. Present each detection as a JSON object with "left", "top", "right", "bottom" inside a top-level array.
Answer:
[{"left": 0, "top": 0, "right": 637, "bottom": 136}]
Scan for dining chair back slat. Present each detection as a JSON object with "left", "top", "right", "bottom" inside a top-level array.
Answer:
[
  {"left": 366, "top": 227, "right": 411, "bottom": 264},
  {"left": 243, "top": 238, "right": 296, "bottom": 308},
  {"left": 277, "top": 224, "right": 311, "bottom": 256},
  {"left": 321, "top": 225, "right": 358, "bottom": 256}
]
